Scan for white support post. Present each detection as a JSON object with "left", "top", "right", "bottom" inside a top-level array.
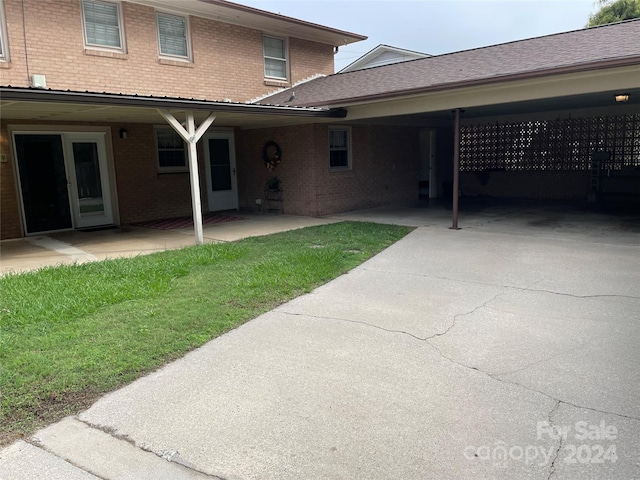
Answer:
[{"left": 158, "top": 109, "right": 216, "bottom": 245}]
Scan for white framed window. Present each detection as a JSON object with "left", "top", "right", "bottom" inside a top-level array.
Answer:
[
  {"left": 0, "top": 0, "right": 9, "bottom": 62},
  {"left": 81, "top": 0, "right": 125, "bottom": 51},
  {"left": 329, "top": 126, "right": 351, "bottom": 170},
  {"left": 155, "top": 127, "right": 187, "bottom": 172},
  {"left": 263, "top": 35, "right": 287, "bottom": 80},
  {"left": 156, "top": 12, "right": 191, "bottom": 60}
]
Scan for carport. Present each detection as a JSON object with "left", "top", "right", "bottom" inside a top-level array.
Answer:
[{"left": 261, "top": 19, "right": 640, "bottom": 228}]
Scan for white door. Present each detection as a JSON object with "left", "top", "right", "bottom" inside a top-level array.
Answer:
[
  {"left": 64, "top": 133, "right": 114, "bottom": 228},
  {"left": 204, "top": 131, "right": 238, "bottom": 211}
]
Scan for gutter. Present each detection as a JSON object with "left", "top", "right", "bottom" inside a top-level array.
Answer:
[{"left": 0, "top": 87, "right": 348, "bottom": 118}]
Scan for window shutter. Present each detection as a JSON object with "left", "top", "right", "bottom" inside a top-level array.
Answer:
[{"left": 157, "top": 13, "right": 188, "bottom": 57}]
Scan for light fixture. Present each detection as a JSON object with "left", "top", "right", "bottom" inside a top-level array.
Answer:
[
  {"left": 615, "top": 94, "right": 629, "bottom": 103},
  {"left": 119, "top": 128, "right": 128, "bottom": 139}
]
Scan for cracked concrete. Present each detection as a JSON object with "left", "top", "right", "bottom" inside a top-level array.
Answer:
[{"left": 2, "top": 215, "right": 639, "bottom": 479}]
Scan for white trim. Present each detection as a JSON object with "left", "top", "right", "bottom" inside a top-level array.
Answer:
[
  {"left": 339, "top": 44, "right": 430, "bottom": 73},
  {"left": 63, "top": 132, "right": 114, "bottom": 228},
  {"left": 263, "top": 34, "right": 288, "bottom": 81},
  {"left": 81, "top": 0, "right": 127, "bottom": 54},
  {"left": 0, "top": 0, "right": 9, "bottom": 62},
  {"left": 155, "top": 10, "right": 192, "bottom": 61},
  {"left": 328, "top": 125, "right": 352, "bottom": 171}
]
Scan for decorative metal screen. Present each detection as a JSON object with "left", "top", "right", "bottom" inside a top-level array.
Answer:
[{"left": 460, "top": 114, "right": 640, "bottom": 172}]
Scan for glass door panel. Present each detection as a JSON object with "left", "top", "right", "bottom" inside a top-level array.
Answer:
[
  {"left": 204, "top": 132, "right": 238, "bottom": 211},
  {"left": 72, "top": 142, "right": 105, "bottom": 217},
  {"left": 65, "top": 134, "right": 113, "bottom": 228},
  {"left": 14, "top": 134, "right": 73, "bottom": 233}
]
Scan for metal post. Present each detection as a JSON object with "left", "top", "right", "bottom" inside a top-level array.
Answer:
[{"left": 450, "top": 108, "right": 462, "bottom": 230}]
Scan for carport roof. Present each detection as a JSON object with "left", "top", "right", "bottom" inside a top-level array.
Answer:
[{"left": 259, "top": 19, "right": 640, "bottom": 108}]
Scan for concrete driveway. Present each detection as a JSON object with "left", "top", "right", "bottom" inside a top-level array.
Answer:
[{"left": 1, "top": 204, "right": 639, "bottom": 479}]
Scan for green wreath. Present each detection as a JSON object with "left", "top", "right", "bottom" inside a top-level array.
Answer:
[{"left": 263, "top": 141, "right": 282, "bottom": 171}]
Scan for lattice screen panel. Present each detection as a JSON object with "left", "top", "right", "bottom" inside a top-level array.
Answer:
[{"left": 460, "top": 114, "right": 640, "bottom": 172}]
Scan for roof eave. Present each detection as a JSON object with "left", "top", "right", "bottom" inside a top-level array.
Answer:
[
  {"left": 304, "top": 56, "right": 640, "bottom": 108},
  {"left": 0, "top": 87, "right": 348, "bottom": 118},
  {"left": 127, "top": 0, "right": 367, "bottom": 46}
]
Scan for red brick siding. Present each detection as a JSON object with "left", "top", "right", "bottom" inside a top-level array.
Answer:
[
  {"left": 0, "top": 122, "right": 22, "bottom": 239},
  {"left": 2, "top": 120, "right": 420, "bottom": 239},
  {"left": 237, "top": 124, "right": 420, "bottom": 217},
  {"left": 313, "top": 125, "right": 420, "bottom": 215},
  {"left": 236, "top": 124, "right": 318, "bottom": 215},
  {"left": 110, "top": 123, "right": 197, "bottom": 224},
  {"left": 0, "top": 0, "right": 334, "bottom": 101}
]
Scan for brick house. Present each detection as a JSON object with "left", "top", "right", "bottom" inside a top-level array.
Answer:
[{"left": 1, "top": 0, "right": 639, "bottom": 241}]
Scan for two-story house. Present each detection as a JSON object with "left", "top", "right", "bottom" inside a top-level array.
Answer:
[
  {"left": 1, "top": 0, "right": 639, "bottom": 242},
  {"left": 0, "top": 0, "right": 370, "bottom": 240}
]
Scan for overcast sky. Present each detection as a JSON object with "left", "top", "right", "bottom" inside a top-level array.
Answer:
[{"left": 234, "top": 0, "right": 598, "bottom": 71}]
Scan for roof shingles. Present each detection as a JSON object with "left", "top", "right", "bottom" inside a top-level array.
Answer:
[{"left": 259, "top": 20, "right": 640, "bottom": 108}]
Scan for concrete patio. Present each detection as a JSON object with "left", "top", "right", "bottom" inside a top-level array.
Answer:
[
  {"left": 3, "top": 201, "right": 639, "bottom": 276},
  {"left": 0, "top": 213, "right": 338, "bottom": 276}
]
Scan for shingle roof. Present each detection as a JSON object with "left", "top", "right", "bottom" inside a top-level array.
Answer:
[{"left": 259, "top": 19, "right": 640, "bottom": 108}]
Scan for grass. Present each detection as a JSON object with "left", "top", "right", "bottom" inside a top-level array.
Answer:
[{"left": 0, "top": 221, "right": 412, "bottom": 445}]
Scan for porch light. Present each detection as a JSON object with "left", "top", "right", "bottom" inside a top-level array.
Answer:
[
  {"left": 119, "top": 128, "right": 128, "bottom": 139},
  {"left": 615, "top": 94, "right": 629, "bottom": 103}
]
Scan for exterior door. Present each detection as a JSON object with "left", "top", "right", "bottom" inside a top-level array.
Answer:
[
  {"left": 64, "top": 134, "right": 113, "bottom": 228},
  {"left": 14, "top": 132, "right": 114, "bottom": 234},
  {"left": 204, "top": 132, "right": 238, "bottom": 211},
  {"left": 14, "top": 134, "right": 73, "bottom": 234}
]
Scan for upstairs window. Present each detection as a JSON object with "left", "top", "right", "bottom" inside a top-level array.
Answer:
[
  {"left": 0, "top": 0, "right": 8, "bottom": 61},
  {"left": 329, "top": 127, "right": 351, "bottom": 169},
  {"left": 157, "top": 12, "right": 190, "bottom": 59},
  {"left": 155, "top": 127, "right": 187, "bottom": 172},
  {"left": 263, "top": 36, "right": 287, "bottom": 80},
  {"left": 82, "top": 0, "right": 124, "bottom": 51}
]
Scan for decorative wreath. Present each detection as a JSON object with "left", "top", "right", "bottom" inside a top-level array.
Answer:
[{"left": 263, "top": 141, "right": 282, "bottom": 172}]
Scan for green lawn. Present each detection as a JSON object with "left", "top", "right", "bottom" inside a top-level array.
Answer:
[{"left": 0, "top": 221, "right": 412, "bottom": 445}]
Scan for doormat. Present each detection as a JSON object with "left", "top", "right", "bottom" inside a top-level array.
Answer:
[{"left": 132, "top": 213, "right": 244, "bottom": 230}]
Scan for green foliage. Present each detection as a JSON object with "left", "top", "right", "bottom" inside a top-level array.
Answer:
[
  {"left": 0, "top": 222, "right": 412, "bottom": 444},
  {"left": 587, "top": 0, "right": 640, "bottom": 26}
]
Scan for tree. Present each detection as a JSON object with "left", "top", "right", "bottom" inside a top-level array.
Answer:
[{"left": 587, "top": 0, "right": 640, "bottom": 26}]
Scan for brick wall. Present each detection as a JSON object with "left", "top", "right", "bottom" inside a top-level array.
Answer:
[
  {"left": 237, "top": 124, "right": 420, "bottom": 217},
  {"left": 111, "top": 123, "right": 197, "bottom": 224},
  {"left": 0, "top": 0, "right": 334, "bottom": 101},
  {"left": 2, "top": 119, "right": 421, "bottom": 239},
  {"left": 0, "top": 122, "right": 22, "bottom": 239}
]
